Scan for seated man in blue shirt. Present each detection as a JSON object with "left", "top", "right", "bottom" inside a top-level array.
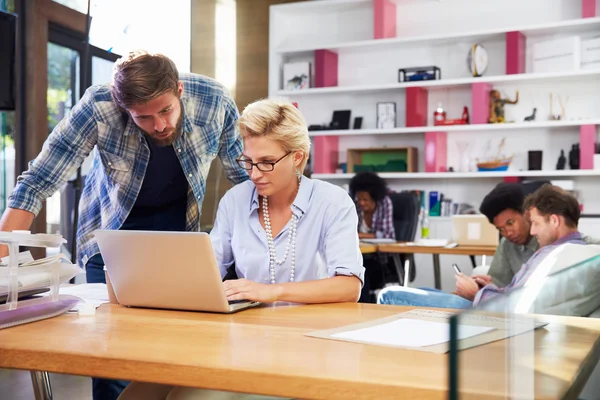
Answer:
[
  {"left": 378, "top": 185, "right": 585, "bottom": 309},
  {"left": 0, "top": 51, "right": 248, "bottom": 400}
]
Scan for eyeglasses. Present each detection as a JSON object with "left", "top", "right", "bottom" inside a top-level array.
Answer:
[{"left": 236, "top": 152, "right": 292, "bottom": 172}]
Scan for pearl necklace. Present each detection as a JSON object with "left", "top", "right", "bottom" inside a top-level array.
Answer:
[{"left": 262, "top": 195, "right": 298, "bottom": 284}]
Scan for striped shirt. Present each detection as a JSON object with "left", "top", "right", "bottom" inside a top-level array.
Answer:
[
  {"left": 8, "top": 73, "right": 248, "bottom": 267},
  {"left": 474, "top": 231, "right": 585, "bottom": 307}
]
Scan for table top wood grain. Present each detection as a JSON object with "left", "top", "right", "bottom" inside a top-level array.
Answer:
[{"left": 0, "top": 303, "right": 598, "bottom": 399}]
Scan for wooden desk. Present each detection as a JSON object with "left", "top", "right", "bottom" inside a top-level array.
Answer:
[
  {"left": 1, "top": 303, "right": 599, "bottom": 400},
  {"left": 378, "top": 243, "right": 497, "bottom": 289},
  {"left": 359, "top": 243, "right": 377, "bottom": 254}
]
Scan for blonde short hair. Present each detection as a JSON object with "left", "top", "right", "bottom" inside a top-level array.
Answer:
[
  {"left": 111, "top": 50, "right": 179, "bottom": 109},
  {"left": 238, "top": 98, "right": 311, "bottom": 172}
]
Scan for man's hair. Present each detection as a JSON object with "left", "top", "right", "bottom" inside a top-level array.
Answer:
[
  {"left": 110, "top": 50, "right": 179, "bottom": 109},
  {"left": 479, "top": 183, "right": 525, "bottom": 224},
  {"left": 349, "top": 172, "right": 389, "bottom": 203},
  {"left": 523, "top": 184, "right": 580, "bottom": 228},
  {"left": 238, "top": 98, "right": 311, "bottom": 172}
]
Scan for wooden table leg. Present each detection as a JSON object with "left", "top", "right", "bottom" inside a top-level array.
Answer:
[
  {"left": 433, "top": 254, "right": 441, "bottom": 290},
  {"left": 30, "top": 371, "right": 52, "bottom": 400}
]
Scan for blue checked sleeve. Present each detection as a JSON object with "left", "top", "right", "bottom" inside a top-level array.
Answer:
[{"left": 8, "top": 88, "right": 98, "bottom": 215}]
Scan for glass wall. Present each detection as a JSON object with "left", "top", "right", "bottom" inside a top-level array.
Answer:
[
  {"left": 53, "top": 0, "right": 191, "bottom": 72},
  {"left": 46, "top": 42, "right": 81, "bottom": 235}
]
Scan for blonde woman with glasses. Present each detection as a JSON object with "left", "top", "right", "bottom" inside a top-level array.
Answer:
[{"left": 119, "top": 98, "right": 364, "bottom": 400}]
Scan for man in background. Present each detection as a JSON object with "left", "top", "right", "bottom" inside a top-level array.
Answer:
[{"left": 379, "top": 185, "right": 586, "bottom": 309}]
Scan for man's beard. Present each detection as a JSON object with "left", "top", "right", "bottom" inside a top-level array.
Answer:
[{"left": 147, "top": 108, "right": 184, "bottom": 147}]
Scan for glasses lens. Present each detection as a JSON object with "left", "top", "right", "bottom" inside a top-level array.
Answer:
[
  {"left": 256, "top": 163, "right": 274, "bottom": 172},
  {"left": 237, "top": 159, "right": 253, "bottom": 170}
]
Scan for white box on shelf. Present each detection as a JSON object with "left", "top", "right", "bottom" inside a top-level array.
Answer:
[
  {"left": 594, "top": 154, "right": 600, "bottom": 170},
  {"left": 581, "top": 36, "right": 600, "bottom": 70},
  {"left": 532, "top": 36, "right": 581, "bottom": 73}
]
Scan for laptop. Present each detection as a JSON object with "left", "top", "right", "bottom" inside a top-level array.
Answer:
[
  {"left": 94, "top": 230, "right": 260, "bottom": 313},
  {"left": 451, "top": 215, "right": 499, "bottom": 247}
]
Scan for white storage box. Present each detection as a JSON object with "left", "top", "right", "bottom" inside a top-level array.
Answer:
[
  {"left": 581, "top": 36, "right": 600, "bottom": 70},
  {"left": 532, "top": 36, "right": 581, "bottom": 73}
]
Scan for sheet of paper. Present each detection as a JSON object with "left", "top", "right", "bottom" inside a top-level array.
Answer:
[
  {"left": 58, "top": 284, "right": 109, "bottom": 311},
  {"left": 331, "top": 318, "right": 494, "bottom": 348}
]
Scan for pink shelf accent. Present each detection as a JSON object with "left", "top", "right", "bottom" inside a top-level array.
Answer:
[
  {"left": 506, "top": 31, "right": 526, "bottom": 75},
  {"left": 373, "top": 0, "right": 396, "bottom": 39},
  {"left": 503, "top": 177, "right": 520, "bottom": 183},
  {"left": 471, "top": 82, "right": 492, "bottom": 124},
  {"left": 312, "top": 136, "right": 339, "bottom": 174},
  {"left": 424, "top": 132, "right": 447, "bottom": 173},
  {"left": 406, "top": 87, "right": 428, "bottom": 127},
  {"left": 314, "top": 50, "right": 338, "bottom": 88},
  {"left": 580, "top": 124, "right": 596, "bottom": 169},
  {"left": 582, "top": 0, "right": 597, "bottom": 17}
]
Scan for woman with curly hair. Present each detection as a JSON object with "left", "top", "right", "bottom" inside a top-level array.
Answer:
[{"left": 349, "top": 172, "right": 395, "bottom": 240}]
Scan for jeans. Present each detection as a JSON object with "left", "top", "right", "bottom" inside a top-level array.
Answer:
[
  {"left": 86, "top": 254, "right": 130, "bottom": 400},
  {"left": 377, "top": 287, "right": 473, "bottom": 309}
]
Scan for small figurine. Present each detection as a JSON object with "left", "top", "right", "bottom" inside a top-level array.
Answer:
[
  {"left": 524, "top": 108, "right": 537, "bottom": 122},
  {"left": 489, "top": 90, "right": 519, "bottom": 123},
  {"left": 556, "top": 149, "right": 566, "bottom": 170}
]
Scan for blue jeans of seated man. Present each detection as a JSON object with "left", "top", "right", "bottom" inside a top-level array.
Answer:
[
  {"left": 378, "top": 287, "right": 473, "bottom": 309},
  {"left": 86, "top": 254, "right": 130, "bottom": 400}
]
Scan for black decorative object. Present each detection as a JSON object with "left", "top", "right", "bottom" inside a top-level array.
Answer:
[
  {"left": 569, "top": 144, "right": 580, "bottom": 170},
  {"left": 398, "top": 66, "right": 441, "bottom": 82},
  {"left": 353, "top": 117, "right": 363, "bottom": 130},
  {"left": 528, "top": 150, "right": 543, "bottom": 171},
  {"left": 329, "top": 110, "right": 351, "bottom": 130},
  {"left": 524, "top": 108, "right": 537, "bottom": 121},
  {"left": 556, "top": 150, "right": 566, "bottom": 170}
]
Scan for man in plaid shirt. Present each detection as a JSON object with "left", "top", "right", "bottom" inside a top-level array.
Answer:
[
  {"left": 378, "top": 185, "right": 585, "bottom": 309},
  {"left": 0, "top": 51, "right": 248, "bottom": 399}
]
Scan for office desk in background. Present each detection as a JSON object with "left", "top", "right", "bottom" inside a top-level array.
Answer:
[
  {"left": 359, "top": 243, "right": 377, "bottom": 254},
  {"left": 377, "top": 243, "right": 497, "bottom": 289},
  {"left": 0, "top": 303, "right": 599, "bottom": 400}
]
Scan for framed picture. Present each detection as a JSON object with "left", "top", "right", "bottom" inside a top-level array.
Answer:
[
  {"left": 377, "top": 102, "right": 396, "bottom": 129},
  {"left": 283, "top": 62, "right": 311, "bottom": 91}
]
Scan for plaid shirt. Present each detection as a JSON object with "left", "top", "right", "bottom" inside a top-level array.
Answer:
[
  {"left": 474, "top": 231, "right": 585, "bottom": 307},
  {"left": 8, "top": 73, "right": 248, "bottom": 267},
  {"left": 357, "top": 195, "right": 395, "bottom": 239}
]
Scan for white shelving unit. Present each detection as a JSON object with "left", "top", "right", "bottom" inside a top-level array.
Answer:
[
  {"left": 275, "top": 17, "right": 600, "bottom": 54},
  {"left": 277, "top": 69, "right": 600, "bottom": 96},
  {"left": 309, "top": 119, "right": 600, "bottom": 137},
  {"left": 313, "top": 170, "right": 600, "bottom": 180},
  {"left": 270, "top": 0, "right": 600, "bottom": 214}
]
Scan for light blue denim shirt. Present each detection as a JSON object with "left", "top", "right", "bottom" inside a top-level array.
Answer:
[{"left": 210, "top": 176, "right": 365, "bottom": 284}]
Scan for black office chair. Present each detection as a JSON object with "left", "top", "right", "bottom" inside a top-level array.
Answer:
[{"left": 389, "top": 192, "right": 420, "bottom": 284}]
